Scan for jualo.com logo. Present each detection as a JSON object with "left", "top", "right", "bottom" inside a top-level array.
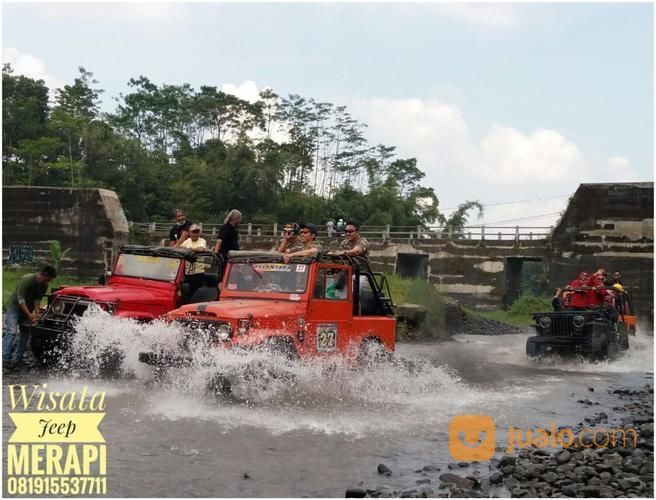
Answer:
[{"left": 449, "top": 415, "right": 638, "bottom": 461}]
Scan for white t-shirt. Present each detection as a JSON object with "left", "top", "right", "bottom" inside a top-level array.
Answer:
[{"left": 180, "top": 237, "right": 207, "bottom": 274}]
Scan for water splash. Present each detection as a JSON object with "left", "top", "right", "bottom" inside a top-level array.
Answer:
[{"left": 61, "top": 309, "right": 526, "bottom": 437}]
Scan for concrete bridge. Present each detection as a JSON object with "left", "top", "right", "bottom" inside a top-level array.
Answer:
[{"left": 3, "top": 182, "right": 653, "bottom": 321}]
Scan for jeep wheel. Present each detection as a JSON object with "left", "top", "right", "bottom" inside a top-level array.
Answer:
[
  {"left": 97, "top": 348, "right": 124, "bottom": 378},
  {"left": 263, "top": 337, "right": 299, "bottom": 361},
  {"left": 357, "top": 338, "right": 391, "bottom": 367},
  {"left": 526, "top": 336, "right": 543, "bottom": 359},
  {"left": 31, "top": 335, "right": 65, "bottom": 367},
  {"left": 208, "top": 373, "right": 232, "bottom": 400},
  {"left": 590, "top": 332, "right": 610, "bottom": 361},
  {"left": 617, "top": 323, "right": 630, "bottom": 350}
]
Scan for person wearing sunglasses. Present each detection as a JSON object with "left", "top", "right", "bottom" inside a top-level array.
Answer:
[
  {"left": 282, "top": 223, "right": 322, "bottom": 264},
  {"left": 335, "top": 221, "right": 369, "bottom": 261},
  {"left": 274, "top": 223, "right": 304, "bottom": 253}
]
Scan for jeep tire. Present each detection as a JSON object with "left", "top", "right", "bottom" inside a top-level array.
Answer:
[
  {"left": 526, "top": 336, "right": 544, "bottom": 359},
  {"left": 31, "top": 334, "right": 65, "bottom": 367},
  {"left": 590, "top": 329, "right": 610, "bottom": 361}
]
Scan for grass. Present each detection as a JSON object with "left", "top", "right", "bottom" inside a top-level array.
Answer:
[
  {"left": 473, "top": 292, "right": 553, "bottom": 326},
  {"left": 2, "top": 268, "right": 96, "bottom": 310}
]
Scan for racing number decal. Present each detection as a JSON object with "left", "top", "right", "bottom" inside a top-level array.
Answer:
[{"left": 316, "top": 323, "right": 337, "bottom": 352}]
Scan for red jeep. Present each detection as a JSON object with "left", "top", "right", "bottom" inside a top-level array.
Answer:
[
  {"left": 138, "top": 252, "right": 396, "bottom": 394},
  {"left": 31, "top": 245, "right": 223, "bottom": 366}
]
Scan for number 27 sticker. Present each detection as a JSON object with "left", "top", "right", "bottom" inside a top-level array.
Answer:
[{"left": 316, "top": 323, "right": 337, "bottom": 352}]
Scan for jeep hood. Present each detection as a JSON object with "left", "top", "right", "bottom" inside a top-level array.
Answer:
[
  {"left": 54, "top": 285, "right": 169, "bottom": 305},
  {"left": 173, "top": 299, "right": 306, "bottom": 321}
]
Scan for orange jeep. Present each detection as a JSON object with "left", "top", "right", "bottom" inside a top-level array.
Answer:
[{"left": 139, "top": 252, "right": 396, "bottom": 391}]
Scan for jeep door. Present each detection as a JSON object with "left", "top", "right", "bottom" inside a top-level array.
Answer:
[{"left": 306, "top": 264, "right": 352, "bottom": 356}]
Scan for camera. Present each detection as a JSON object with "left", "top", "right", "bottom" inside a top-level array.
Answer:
[{"left": 285, "top": 223, "right": 300, "bottom": 236}]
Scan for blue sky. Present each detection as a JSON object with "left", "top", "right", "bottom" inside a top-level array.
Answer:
[{"left": 3, "top": 2, "right": 653, "bottom": 225}]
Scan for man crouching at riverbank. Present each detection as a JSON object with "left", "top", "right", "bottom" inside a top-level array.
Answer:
[{"left": 3, "top": 265, "right": 57, "bottom": 370}]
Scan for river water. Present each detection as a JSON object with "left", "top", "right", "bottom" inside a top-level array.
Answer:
[{"left": 2, "top": 312, "right": 654, "bottom": 497}]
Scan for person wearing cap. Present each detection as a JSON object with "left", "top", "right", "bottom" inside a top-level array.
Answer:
[
  {"left": 282, "top": 223, "right": 322, "bottom": 264},
  {"left": 180, "top": 224, "right": 207, "bottom": 253},
  {"left": 180, "top": 225, "right": 208, "bottom": 297},
  {"left": 274, "top": 223, "right": 304, "bottom": 254},
  {"left": 169, "top": 209, "right": 193, "bottom": 248},
  {"left": 335, "top": 221, "right": 369, "bottom": 262}
]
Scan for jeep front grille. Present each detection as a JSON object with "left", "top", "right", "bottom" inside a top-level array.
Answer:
[{"left": 552, "top": 316, "right": 575, "bottom": 336}]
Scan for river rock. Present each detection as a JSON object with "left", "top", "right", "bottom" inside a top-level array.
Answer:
[
  {"left": 377, "top": 463, "right": 392, "bottom": 476},
  {"left": 489, "top": 471, "right": 503, "bottom": 484},
  {"left": 415, "top": 478, "right": 431, "bottom": 485},
  {"left": 422, "top": 465, "right": 441, "bottom": 472},
  {"left": 345, "top": 488, "right": 367, "bottom": 498},
  {"left": 499, "top": 455, "right": 516, "bottom": 467},
  {"left": 416, "top": 486, "right": 434, "bottom": 498},
  {"left": 542, "top": 471, "right": 558, "bottom": 484},
  {"left": 400, "top": 488, "right": 418, "bottom": 498},
  {"left": 511, "top": 487, "right": 530, "bottom": 497},
  {"left": 579, "top": 485, "right": 601, "bottom": 497},
  {"left": 561, "top": 484, "right": 577, "bottom": 497},
  {"left": 438, "top": 473, "right": 474, "bottom": 489}
]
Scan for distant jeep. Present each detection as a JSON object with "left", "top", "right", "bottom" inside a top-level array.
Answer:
[
  {"left": 31, "top": 245, "right": 223, "bottom": 367},
  {"left": 526, "top": 290, "right": 635, "bottom": 360}
]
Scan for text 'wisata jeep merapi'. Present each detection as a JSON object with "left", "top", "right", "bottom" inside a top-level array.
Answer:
[
  {"left": 138, "top": 252, "right": 397, "bottom": 395},
  {"left": 31, "top": 245, "right": 223, "bottom": 367}
]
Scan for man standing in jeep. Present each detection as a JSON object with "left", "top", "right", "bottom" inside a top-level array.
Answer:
[
  {"left": 169, "top": 209, "right": 193, "bottom": 248},
  {"left": 3, "top": 265, "right": 57, "bottom": 369},
  {"left": 336, "top": 221, "right": 369, "bottom": 261},
  {"left": 282, "top": 223, "right": 322, "bottom": 263}
]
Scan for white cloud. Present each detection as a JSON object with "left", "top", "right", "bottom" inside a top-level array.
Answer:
[
  {"left": 348, "top": 96, "right": 640, "bottom": 228},
  {"left": 221, "top": 81, "right": 262, "bottom": 104},
  {"left": 3, "top": 47, "right": 65, "bottom": 91},
  {"left": 605, "top": 156, "right": 638, "bottom": 182},
  {"left": 478, "top": 126, "right": 587, "bottom": 183}
]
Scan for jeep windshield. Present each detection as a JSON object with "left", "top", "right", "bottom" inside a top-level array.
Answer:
[
  {"left": 225, "top": 262, "right": 309, "bottom": 293},
  {"left": 113, "top": 253, "right": 182, "bottom": 281}
]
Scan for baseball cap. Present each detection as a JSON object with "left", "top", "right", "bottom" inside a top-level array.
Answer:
[
  {"left": 300, "top": 223, "right": 318, "bottom": 235},
  {"left": 189, "top": 224, "right": 200, "bottom": 232}
]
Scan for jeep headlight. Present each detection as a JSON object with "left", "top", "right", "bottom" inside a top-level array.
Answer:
[
  {"left": 538, "top": 316, "right": 552, "bottom": 329},
  {"left": 215, "top": 323, "right": 231, "bottom": 341},
  {"left": 572, "top": 315, "right": 585, "bottom": 328},
  {"left": 51, "top": 300, "right": 66, "bottom": 315}
]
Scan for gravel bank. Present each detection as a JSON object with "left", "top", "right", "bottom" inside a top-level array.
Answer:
[{"left": 346, "top": 379, "right": 653, "bottom": 498}]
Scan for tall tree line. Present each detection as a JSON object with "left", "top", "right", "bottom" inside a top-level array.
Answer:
[{"left": 3, "top": 65, "right": 479, "bottom": 228}]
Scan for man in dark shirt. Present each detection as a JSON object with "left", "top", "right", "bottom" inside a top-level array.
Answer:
[
  {"left": 169, "top": 209, "right": 193, "bottom": 248},
  {"left": 3, "top": 265, "right": 57, "bottom": 369},
  {"left": 213, "top": 209, "right": 241, "bottom": 257}
]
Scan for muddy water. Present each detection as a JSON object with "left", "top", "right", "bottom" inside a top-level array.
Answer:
[{"left": 2, "top": 311, "right": 654, "bottom": 497}]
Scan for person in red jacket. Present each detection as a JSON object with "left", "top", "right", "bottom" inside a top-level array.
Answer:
[
  {"left": 586, "top": 269, "right": 608, "bottom": 307},
  {"left": 568, "top": 271, "right": 590, "bottom": 309}
]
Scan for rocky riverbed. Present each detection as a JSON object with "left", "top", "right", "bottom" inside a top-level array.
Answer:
[{"left": 346, "top": 380, "right": 653, "bottom": 498}]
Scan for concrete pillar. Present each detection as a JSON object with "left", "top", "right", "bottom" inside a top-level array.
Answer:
[
  {"left": 481, "top": 225, "right": 486, "bottom": 240},
  {"left": 248, "top": 223, "right": 252, "bottom": 236},
  {"left": 273, "top": 223, "right": 278, "bottom": 237},
  {"left": 515, "top": 225, "right": 520, "bottom": 242}
]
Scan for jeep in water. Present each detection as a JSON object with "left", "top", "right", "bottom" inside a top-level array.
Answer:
[
  {"left": 138, "top": 252, "right": 396, "bottom": 394},
  {"left": 526, "top": 288, "right": 635, "bottom": 361},
  {"left": 31, "top": 245, "right": 223, "bottom": 367}
]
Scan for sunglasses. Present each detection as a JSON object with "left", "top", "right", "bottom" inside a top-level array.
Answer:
[
  {"left": 300, "top": 230, "right": 311, "bottom": 234},
  {"left": 191, "top": 230, "right": 200, "bottom": 233},
  {"left": 345, "top": 229, "right": 356, "bottom": 233}
]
